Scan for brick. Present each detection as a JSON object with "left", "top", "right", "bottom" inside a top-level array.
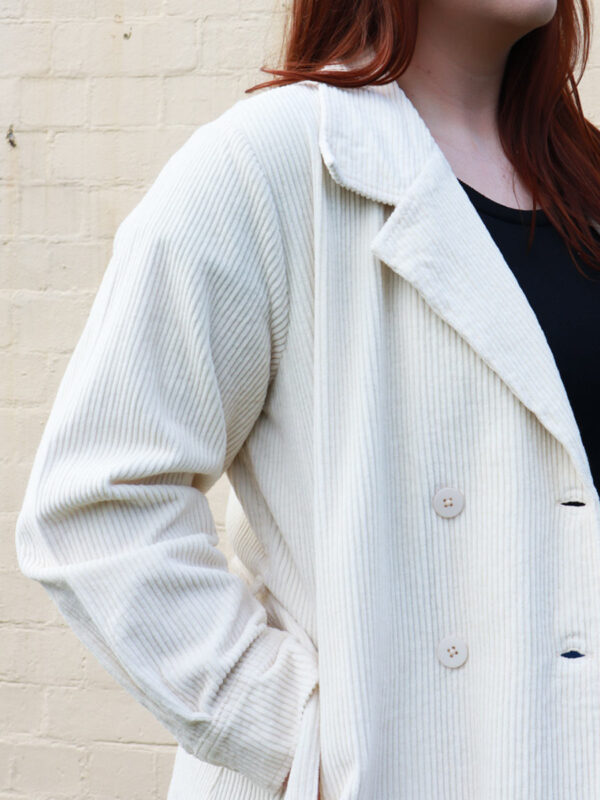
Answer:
[
  {"left": 580, "top": 67, "right": 600, "bottom": 125},
  {"left": 53, "top": 20, "right": 196, "bottom": 77},
  {"left": 0, "top": 408, "right": 20, "bottom": 456},
  {"left": 44, "top": 686, "right": 177, "bottom": 745},
  {"left": 0, "top": 78, "right": 20, "bottom": 118},
  {"left": 10, "top": 742, "right": 83, "bottom": 794},
  {"left": 46, "top": 352, "right": 77, "bottom": 400},
  {"left": 166, "top": 0, "right": 239, "bottom": 15},
  {"left": 18, "top": 185, "right": 86, "bottom": 237},
  {"left": 1, "top": 460, "right": 50, "bottom": 514},
  {"left": 95, "top": 0, "right": 163, "bottom": 17},
  {"left": 88, "top": 185, "right": 151, "bottom": 240},
  {"left": 0, "top": 525, "right": 21, "bottom": 576},
  {"left": 86, "top": 743, "right": 156, "bottom": 798},
  {"left": 0, "top": 0, "right": 22, "bottom": 17},
  {"left": 51, "top": 128, "right": 190, "bottom": 184},
  {"left": 21, "top": 78, "right": 87, "bottom": 127},
  {"left": 0, "top": 131, "right": 49, "bottom": 186},
  {"left": 0, "top": 743, "right": 14, "bottom": 791},
  {"left": 155, "top": 746, "right": 178, "bottom": 798},
  {"left": 199, "top": 16, "right": 273, "bottom": 72},
  {"left": 2, "top": 239, "right": 110, "bottom": 292},
  {"left": 90, "top": 76, "right": 162, "bottom": 127},
  {"left": 0, "top": 570, "right": 62, "bottom": 624},
  {"left": 0, "top": 23, "right": 51, "bottom": 76},
  {"left": 0, "top": 351, "right": 52, "bottom": 406},
  {"left": 0, "top": 627, "right": 85, "bottom": 685},
  {"left": 0, "top": 295, "right": 10, "bottom": 348},
  {"left": 46, "top": 241, "right": 112, "bottom": 290},
  {"left": 208, "top": 474, "right": 232, "bottom": 558},
  {"left": 252, "top": 0, "right": 287, "bottom": 11},
  {"left": 83, "top": 650, "right": 129, "bottom": 690},
  {"left": 0, "top": 683, "right": 44, "bottom": 735},
  {"left": 0, "top": 514, "right": 22, "bottom": 572},
  {"left": 163, "top": 74, "right": 240, "bottom": 126},
  {"left": 24, "top": 0, "right": 100, "bottom": 17},
  {"left": 11, "top": 289, "right": 95, "bottom": 353},
  {"left": 0, "top": 184, "right": 18, "bottom": 238}
]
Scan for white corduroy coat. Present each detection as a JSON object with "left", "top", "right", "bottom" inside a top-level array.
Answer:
[{"left": 15, "top": 61, "right": 600, "bottom": 800}]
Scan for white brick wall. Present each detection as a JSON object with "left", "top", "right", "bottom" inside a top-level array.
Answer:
[{"left": 3, "top": 1, "right": 600, "bottom": 797}]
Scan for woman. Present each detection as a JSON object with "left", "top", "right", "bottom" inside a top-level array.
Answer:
[{"left": 15, "top": 0, "right": 600, "bottom": 798}]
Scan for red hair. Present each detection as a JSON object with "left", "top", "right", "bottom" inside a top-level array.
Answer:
[{"left": 245, "top": 0, "right": 600, "bottom": 279}]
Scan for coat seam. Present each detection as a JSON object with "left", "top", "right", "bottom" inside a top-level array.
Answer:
[{"left": 227, "top": 119, "right": 292, "bottom": 398}]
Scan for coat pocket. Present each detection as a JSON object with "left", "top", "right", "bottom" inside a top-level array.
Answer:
[
  {"left": 282, "top": 684, "right": 320, "bottom": 800},
  {"left": 224, "top": 487, "right": 321, "bottom": 798},
  {"left": 258, "top": 590, "right": 320, "bottom": 799}
]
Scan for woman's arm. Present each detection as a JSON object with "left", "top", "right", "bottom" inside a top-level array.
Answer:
[{"left": 14, "top": 114, "right": 318, "bottom": 795}]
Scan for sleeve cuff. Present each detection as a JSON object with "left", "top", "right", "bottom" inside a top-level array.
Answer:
[{"left": 196, "top": 624, "right": 320, "bottom": 793}]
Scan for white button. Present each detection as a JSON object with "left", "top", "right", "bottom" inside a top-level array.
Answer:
[
  {"left": 432, "top": 486, "right": 465, "bottom": 518},
  {"left": 437, "top": 636, "right": 468, "bottom": 668}
]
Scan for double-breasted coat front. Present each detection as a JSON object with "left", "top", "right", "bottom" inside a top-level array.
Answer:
[{"left": 15, "top": 61, "right": 600, "bottom": 799}]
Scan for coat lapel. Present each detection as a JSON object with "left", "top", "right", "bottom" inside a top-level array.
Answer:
[{"left": 316, "top": 68, "right": 595, "bottom": 492}]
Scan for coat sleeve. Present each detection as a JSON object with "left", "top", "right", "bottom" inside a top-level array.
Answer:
[{"left": 14, "top": 114, "right": 319, "bottom": 794}]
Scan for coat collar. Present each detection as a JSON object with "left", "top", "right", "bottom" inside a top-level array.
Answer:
[{"left": 315, "top": 63, "right": 596, "bottom": 496}]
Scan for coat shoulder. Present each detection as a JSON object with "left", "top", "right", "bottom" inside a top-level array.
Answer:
[
  {"left": 225, "top": 80, "right": 321, "bottom": 154},
  {"left": 215, "top": 80, "right": 322, "bottom": 198}
]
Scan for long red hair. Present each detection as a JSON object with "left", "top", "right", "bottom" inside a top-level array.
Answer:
[{"left": 245, "top": 0, "right": 600, "bottom": 279}]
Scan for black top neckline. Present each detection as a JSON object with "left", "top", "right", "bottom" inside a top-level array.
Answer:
[{"left": 458, "top": 179, "right": 553, "bottom": 226}]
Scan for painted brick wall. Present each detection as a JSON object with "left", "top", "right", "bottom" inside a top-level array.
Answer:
[{"left": 2, "top": 1, "right": 600, "bottom": 798}]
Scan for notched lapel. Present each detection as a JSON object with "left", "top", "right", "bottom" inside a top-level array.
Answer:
[
  {"left": 317, "top": 74, "right": 594, "bottom": 492},
  {"left": 371, "top": 147, "right": 593, "bottom": 490}
]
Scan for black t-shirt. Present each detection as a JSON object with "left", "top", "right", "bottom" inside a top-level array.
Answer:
[{"left": 458, "top": 179, "right": 600, "bottom": 496}]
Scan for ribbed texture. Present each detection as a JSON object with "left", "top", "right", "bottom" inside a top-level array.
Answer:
[
  {"left": 15, "top": 73, "right": 600, "bottom": 799},
  {"left": 14, "top": 114, "right": 318, "bottom": 796}
]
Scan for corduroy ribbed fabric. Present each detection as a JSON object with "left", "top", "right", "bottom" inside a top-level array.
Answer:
[{"left": 15, "top": 61, "right": 600, "bottom": 799}]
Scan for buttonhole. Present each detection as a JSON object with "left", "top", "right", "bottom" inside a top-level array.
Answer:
[
  {"left": 560, "top": 500, "right": 586, "bottom": 506},
  {"left": 560, "top": 650, "right": 585, "bottom": 658}
]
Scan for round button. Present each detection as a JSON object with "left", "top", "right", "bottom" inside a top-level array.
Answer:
[
  {"left": 432, "top": 486, "right": 465, "bottom": 518},
  {"left": 437, "top": 636, "right": 468, "bottom": 668}
]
